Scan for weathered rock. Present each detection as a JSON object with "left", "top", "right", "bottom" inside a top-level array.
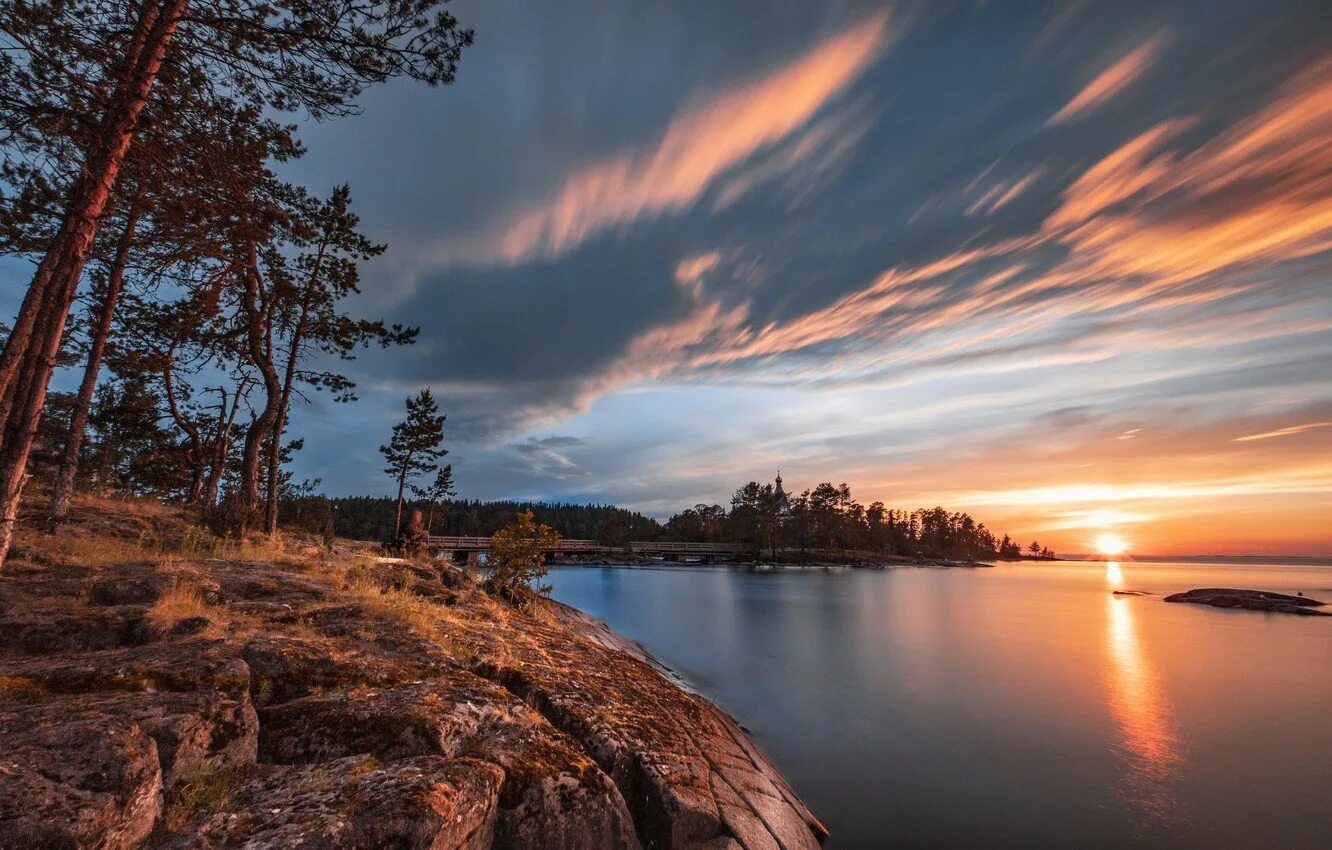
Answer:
[
  {"left": 1, "top": 688, "right": 257, "bottom": 789},
  {"left": 462, "top": 615, "right": 829, "bottom": 849},
  {"left": 259, "top": 678, "right": 641, "bottom": 849},
  {"left": 2, "top": 639, "right": 251, "bottom": 694},
  {"left": 0, "top": 713, "right": 163, "bottom": 849},
  {"left": 89, "top": 573, "right": 174, "bottom": 606},
  {"left": 166, "top": 755, "right": 502, "bottom": 849},
  {"left": 1164, "top": 587, "right": 1329, "bottom": 615},
  {"left": 0, "top": 601, "right": 148, "bottom": 655},
  {"left": 240, "top": 632, "right": 454, "bottom": 705},
  {"left": 2, "top": 495, "right": 826, "bottom": 849}
]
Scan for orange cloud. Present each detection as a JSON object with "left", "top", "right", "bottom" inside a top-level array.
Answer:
[
  {"left": 487, "top": 12, "right": 891, "bottom": 263},
  {"left": 678, "top": 52, "right": 1332, "bottom": 373},
  {"left": 967, "top": 170, "right": 1042, "bottom": 216},
  {"left": 1050, "top": 36, "right": 1165, "bottom": 124},
  {"left": 1233, "top": 421, "right": 1332, "bottom": 442}
]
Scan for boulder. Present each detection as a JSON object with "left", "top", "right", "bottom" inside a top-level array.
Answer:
[
  {"left": 240, "top": 633, "right": 454, "bottom": 706},
  {"left": 89, "top": 573, "right": 174, "bottom": 606},
  {"left": 0, "top": 713, "right": 163, "bottom": 849}
]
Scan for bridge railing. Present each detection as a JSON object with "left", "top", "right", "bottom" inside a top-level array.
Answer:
[
  {"left": 427, "top": 535, "right": 495, "bottom": 550},
  {"left": 427, "top": 536, "right": 741, "bottom": 554},
  {"left": 427, "top": 536, "right": 605, "bottom": 551},
  {"left": 627, "top": 541, "right": 741, "bottom": 554}
]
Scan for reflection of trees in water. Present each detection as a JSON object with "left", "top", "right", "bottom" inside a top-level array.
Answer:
[{"left": 1104, "top": 593, "right": 1186, "bottom": 834}]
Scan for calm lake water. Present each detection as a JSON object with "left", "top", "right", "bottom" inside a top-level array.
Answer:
[{"left": 547, "top": 560, "right": 1332, "bottom": 849}]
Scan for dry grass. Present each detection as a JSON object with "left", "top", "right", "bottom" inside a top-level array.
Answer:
[
  {"left": 161, "top": 765, "right": 247, "bottom": 832},
  {"left": 343, "top": 575, "right": 455, "bottom": 639},
  {"left": 144, "top": 583, "right": 212, "bottom": 633},
  {"left": 0, "top": 676, "right": 42, "bottom": 694},
  {"left": 11, "top": 530, "right": 161, "bottom": 566}
]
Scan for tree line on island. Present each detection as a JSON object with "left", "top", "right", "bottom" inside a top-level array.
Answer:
[{"left": 665, "top": 477, "right": 1050, "bottom": 561}]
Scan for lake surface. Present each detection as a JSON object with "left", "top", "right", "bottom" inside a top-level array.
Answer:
[{"left": 547, "top": 560, "right": 1332, "bottom": 849}]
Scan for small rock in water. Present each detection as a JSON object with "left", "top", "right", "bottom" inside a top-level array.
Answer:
[{"left": 1163, "top": 588, "right": 1329, "bottom": 616}]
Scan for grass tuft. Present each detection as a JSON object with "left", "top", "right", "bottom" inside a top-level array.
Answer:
[
  {"left": 145, "top": 583, "right": 211, "bottom": 634},
  {"left": 161, "top": 765, "right": 246, "bottom": 832}
]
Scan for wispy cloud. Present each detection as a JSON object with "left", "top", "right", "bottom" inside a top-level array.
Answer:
[
  {"left": 1050, "top": 35, "right": 1166, "bottom": 124},
  {"left": 608, "top": 52, "right": 1332, "bottom": 386},
  {"left": 966, "top": 169, "right": 1042, "bottom": 216},
  {"left": 510, "top": 435, "right": 588, "bottom": 478},
  {"left": 464, "top": 12, "right": 892, "bottom": 264},
  {"left": 1233, "top": 421, "right": 1332, "bottom": 442}
]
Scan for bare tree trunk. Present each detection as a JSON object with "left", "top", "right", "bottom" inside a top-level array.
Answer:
[
  {"left": 161, "top": 340, "right": 205, "bottom": 505},
  {"left": 48, "top": 198, "right": 142, "bottom": 525},
  {"left": 239, "top": 243, "right": 282, "bottom": 535},
  {"left": 393, "top": 464, "right": 411, "bottom": 538},
  {"left": 202, "top": 380, "right": 249, "bottom": 512},
  {"left": 0, "top": 0, "right": 187, "bottom": 566},
  {"left": 202, "top": 389, "right": 230, "bottom": 510},
  {"left": 263, "top": 244, "right": 325, "bottom": 535}
]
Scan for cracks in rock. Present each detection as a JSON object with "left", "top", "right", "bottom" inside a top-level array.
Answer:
[{"left": 471, "top": 659, "right": 688, "bottom": 850}]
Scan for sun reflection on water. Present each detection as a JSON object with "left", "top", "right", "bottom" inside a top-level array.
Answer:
[
  {"left": 1104, "top": 582, "right": 1185, "bottom": 832},
  {"left": 1105, "top": 560, "right": 1124, "bottom": 588}
]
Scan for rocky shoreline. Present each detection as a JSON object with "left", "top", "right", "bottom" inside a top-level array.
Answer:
[{"left": 0, "top": 499, "right": 827, "bottom": 848}]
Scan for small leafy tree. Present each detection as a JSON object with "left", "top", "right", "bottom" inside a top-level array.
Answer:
[
  {"left": 380, "top": 389, "right": 446, "bottom": 535},
  {"left": 486, "top": 509, "right": 559, "bottom": 602},
  {"left": 411, "top": 463, "right": 455, "bottom": 534}
]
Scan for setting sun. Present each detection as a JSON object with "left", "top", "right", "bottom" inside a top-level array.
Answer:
[{"left": 1095, "top": 533, "right": 1130, "bottom": 556}]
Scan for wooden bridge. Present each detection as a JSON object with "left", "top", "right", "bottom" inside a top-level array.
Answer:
[{"left": 427, "top": 536, "right": 741, "bottom": 560}]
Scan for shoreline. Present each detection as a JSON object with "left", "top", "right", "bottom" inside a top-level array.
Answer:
[
  {"left": 1, "top": 495, "right": 828, "bottom": 848},
  {"left": 550, "top": 556, "right": 999, "bottom": 570}
]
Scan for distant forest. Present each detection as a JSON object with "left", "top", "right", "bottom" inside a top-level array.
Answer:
[
  {"left": 281, "top": 495, "right": 662, "bottom": 545},
  {"left": 280, "top": 475, "right": 1050, "bottom": 562}
]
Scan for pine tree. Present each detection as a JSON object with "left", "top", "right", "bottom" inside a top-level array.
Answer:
[
  {"left": 262, "top": 184, "right": 415, "bottom": 534},
  {"left": 380, "top": 390, "right": 446, "bottom": 536},
  {"left": 411, "top": 464, "right": 455, "bottom": 534}
]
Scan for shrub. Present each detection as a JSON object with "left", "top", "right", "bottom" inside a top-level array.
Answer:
[{"left": 486, "top": 509, "right": 559, "bottom": 602}]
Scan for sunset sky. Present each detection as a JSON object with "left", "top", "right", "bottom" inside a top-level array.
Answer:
[{"left": 257, "top": 1, "right": 1329, "bottom": 555}]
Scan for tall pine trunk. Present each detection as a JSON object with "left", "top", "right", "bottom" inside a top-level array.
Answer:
[
  {"left": 0, "top": 0, "right": 186, "bottom": 565},
  {"left": 263, "top": 244, "right": 326, "bottom": 535},
  {"left": 202, "top": 381, "right": 247, "bottom": 512},
  {"left": 239, "top": 243, "right": 283, "bottom": 535},
  {"left": 394, "top": 463, "right": 411, "bottom": 538},
  {"left": 48, "top": 198, "right": 142, "bottom": 524},
  {"left": 161, "top": 339, "right": 206, "bottom": 505}
]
